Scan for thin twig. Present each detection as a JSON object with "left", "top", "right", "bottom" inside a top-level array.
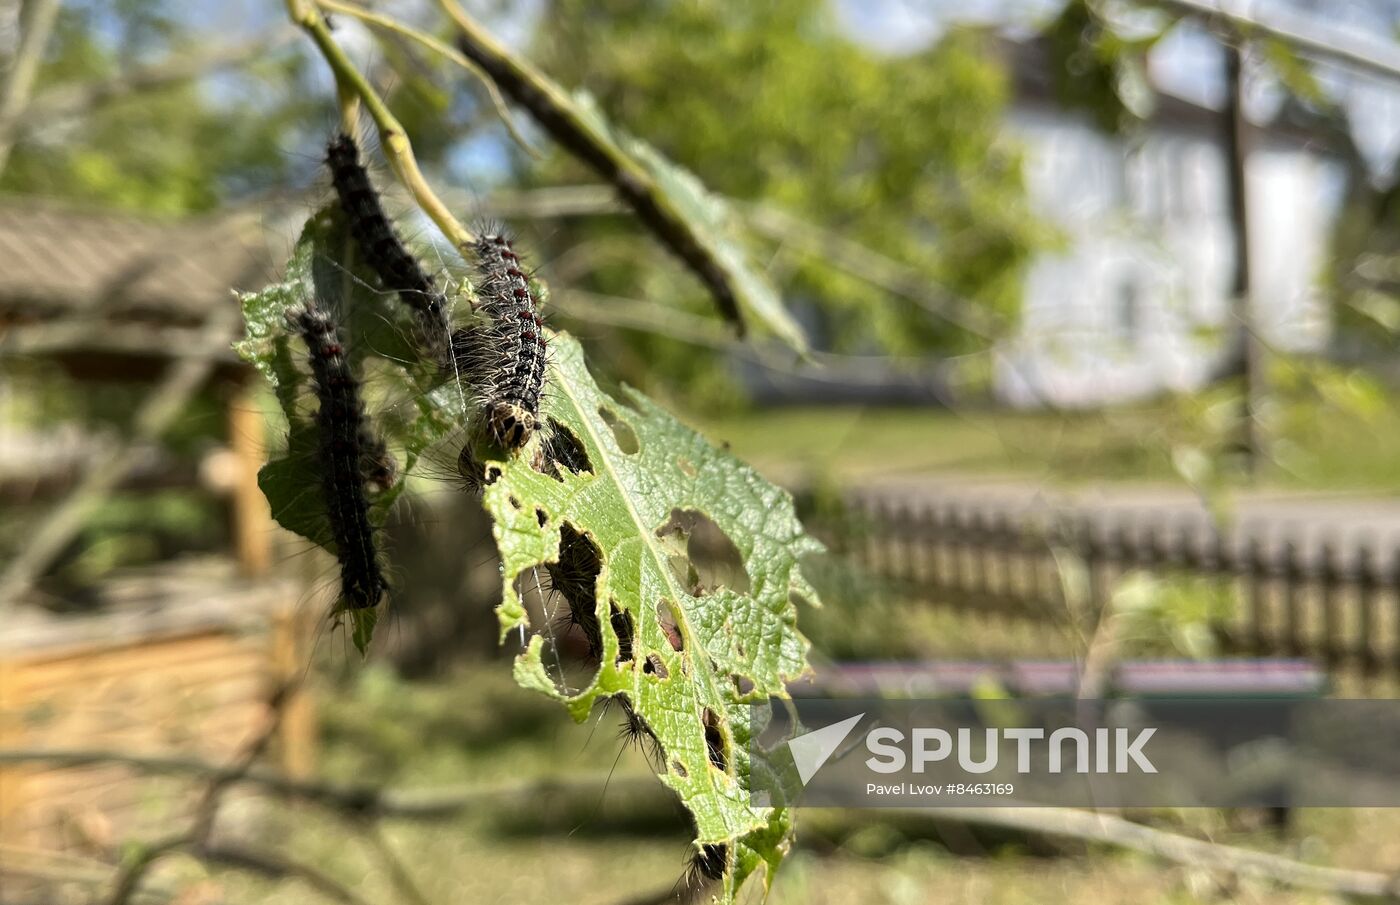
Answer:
[
  {"left": 0, "top": 746, "right": 658, "bottom": 818},
  {"left": 198, "top": 842, "right": 374, "bottom": 905},
  {"left": 313, "top": 0, "right": 534, "bottom": 155},
  {"left": 437, "top": 0, "right": 750, "bottom": 333},
  {"left": 0, "top": 0, "right": 62, "bottom": 173},
  {"left": 357, "top": 822, "right": 435, "bottom": 905},
  {"left": 284, "top": 0, "right": 475, "bottom": 252},
  {"left": 0, "top": 302, "right": 241, "bottom": 608},
  {"left": 102, "top": 683, "right": 294, "bottom": 905},
  {"left": 900, "top": 806, "right": 1400, "bottom": 901},
  {"left": 745, "top": 203, "right": 1003, "bottom": 339},
  {"left": 1152, "top": 0, "right": 1400, "bottom": 83}
]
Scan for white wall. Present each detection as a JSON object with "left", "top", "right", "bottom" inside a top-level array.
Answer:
[{"left": 995, "top": 105, "right": 1343, "bottom": 408}]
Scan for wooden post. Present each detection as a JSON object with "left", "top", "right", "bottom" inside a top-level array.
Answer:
[
  {"left": 273, "top": 608, "right": 316, "bottom": 779},
  {"left": 0, "top": 652, "right": 24, "bottom": 844},
  {"left": 227, "top": 377, "right": 272, "bottom": 577},
  {"left": 1246, "top": 535, "right": 1268, "bottom": 655},
  {"left": 1356, "top": 544, "right": 1379, "bottom": 680}
]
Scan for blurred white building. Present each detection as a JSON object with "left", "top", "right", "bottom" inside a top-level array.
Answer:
[{"left": 994, "top": 38, "right": 1351, "bottom": 407}]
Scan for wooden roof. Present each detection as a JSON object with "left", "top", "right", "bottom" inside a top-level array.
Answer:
[
  {"left": 0, "top": 197, "right": 290, "bottom": 372},
  {"left": 0, "top": 197, "right": 277, "bottom": 326}
]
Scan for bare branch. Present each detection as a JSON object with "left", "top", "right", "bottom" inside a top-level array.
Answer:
[
  {"left": 0, "top": 0, "right": 63, "bottom": 173},
  {"left": 6, "top": 745, "right": 1397, "bottom": 901},
  {"left": 437, "top": 0, "right": 750, "bottom": 333},
  {"left": 197, "top": 843, "right": 373, "bottom": 905},
  {"left": 102, "top": 683, "right": 294, "bottom": 905},
  {"left": 903, "top": 806, "right": 1400, "bottom": 900},
  {"left": 284, "top": 0, "right": 476, "bottom": 252},
  {"left": 1153, "top": 0, "right": 1400, "bottom": 83}
]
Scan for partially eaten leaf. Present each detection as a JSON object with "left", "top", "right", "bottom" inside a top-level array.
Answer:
[{"left": 234, "top": 209, "right": 822, "bottom": 900}]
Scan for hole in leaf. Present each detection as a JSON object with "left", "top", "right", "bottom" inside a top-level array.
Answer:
[
  {"left": 611, "top": 602, "right": 634, "bottom": 663},
  {"left": 598, "top": 406, "right": 640, "bottom": 454},
  {"left": 513, "top": 523, "right": 606, "bottom": 694},
  {"left": 702, "top": 708, "right": 729, "bottom": 772},
  {"left": 545, "top": 523, "right": 605, "bottom": 660},
  {"left": 513, "top": 565, "right": 598, "bottom": 694},
  {"left": 508, "top": 495, "right": 522, "bottom": 510},
  {"left": 643, "top": 653, "right": 669, "bottom": 679},
  {"left": 654, "top": 509, "right": 750, "bottom": 596},
  {"left": 535, "top": 507, "right": 548, "bottom": 528},
  {"left": 539, "top": 419, "right": 593, "bottom": 479},
  {"left": 656, "top": 600, "right": 683, "bottom": 652}
]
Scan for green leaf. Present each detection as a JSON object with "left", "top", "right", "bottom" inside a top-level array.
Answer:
[
  {"left": 236, "top": 209, "right": 821, "bottom": 895},
  {"left": 485, "top": 333, "right": 820, "bottom": 897}
]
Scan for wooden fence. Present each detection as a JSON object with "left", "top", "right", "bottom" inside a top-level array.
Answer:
[{"left": 803, "top": 490, "right": 1400, "bottom": 683}]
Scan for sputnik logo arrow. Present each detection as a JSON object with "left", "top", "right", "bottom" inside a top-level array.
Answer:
[{"left": 787, "top": 713, "right": 865, "bottom": 785}]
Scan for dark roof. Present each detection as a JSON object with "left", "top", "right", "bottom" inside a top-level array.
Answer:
[{"left": 0, "top": 197, "right": 278, "bottom": 326}]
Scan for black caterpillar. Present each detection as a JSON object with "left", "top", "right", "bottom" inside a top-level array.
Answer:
[
  {"left": 325, "top": 133, "right": 452, "bottom": 365},
  {"left": 291, "top": 295, "right": 389, "bottom": 611},
  {"left": 455, "top": 232, "right": 547, "bottom": 450}
]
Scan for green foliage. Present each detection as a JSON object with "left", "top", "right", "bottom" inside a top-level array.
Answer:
[
  {"left": 1, "top": 1, "right": 316, "bottom": 214},
  {"left": 526, "top": 0, "right": 1042, "bottom": 402},
  {"left": 1042, "top": 0, "right": 1167, "bottom": 134},
  {"left": 236, "top": 209, "right": 822, "bottom": 899}
]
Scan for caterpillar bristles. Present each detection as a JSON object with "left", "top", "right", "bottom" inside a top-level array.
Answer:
[
  {"left": 454, "top": 230, "right": 548, "bottom": 451},
  {"left": 289, "top": 293, "right": 390, "bottom": 612},
  {"left": 610, "top": 695, "right": 664, "bottom": 768},
  {"left": 683, "top": 843, "right": 728, "bottom": 890},
  {"left": 325, "top": 132, "right": 453, "bottom": 367}
]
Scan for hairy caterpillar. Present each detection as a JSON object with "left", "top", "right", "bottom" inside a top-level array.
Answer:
[
  {"left": 291, "top": 295, "right": 390, "bottom": 611},
  {"left": 454, "top": 231, "right": 548, "bottom": 450},
  {"left": 325, "top": 133, "right": 452, "bottom": 366}
]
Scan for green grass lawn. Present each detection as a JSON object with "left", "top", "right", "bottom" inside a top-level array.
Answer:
[{"left": 692, "top": 399, "right": 1400, "bottom": 493}]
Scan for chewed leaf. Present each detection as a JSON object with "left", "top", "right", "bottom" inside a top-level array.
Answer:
[
  {"left": 237, "top": 206, "right": 819, "bottom": 898},
  {"left": 482, "top": 334, "right": 821, "bottom": 899}
]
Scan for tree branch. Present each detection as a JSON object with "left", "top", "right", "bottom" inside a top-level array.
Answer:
[
  {"left": 0, "top": 0, "right": 63, "bottom": 173},
  {"left": 436, "top": 0, "right": 749, "bottom": 333},
  {"left": 102, "top": 683, "right": 295, "bottom": 905},
  {"left": 6, "top": 745, "right": 1399, "bottom": 901},
  {"left": 284, "top": 0, "right": 475, "bottom": 252},
  {"left": 312, "top": 0, "right": 533, "bottom": 156},
  {"left": 902, "top": 806, "right": 1400, "bottom": 900}
]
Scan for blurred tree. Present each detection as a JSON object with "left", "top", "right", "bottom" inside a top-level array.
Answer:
[
  {"left": 0, "top": 0, "right": 317, "bottom": 214},
  {"left": 519, "top": 0, "right": 1045, "bottom": 405}
]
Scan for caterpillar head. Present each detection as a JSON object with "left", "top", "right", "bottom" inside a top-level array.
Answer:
[{"left": 487, "top": 401, "right": 537, "bottom": 450}]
